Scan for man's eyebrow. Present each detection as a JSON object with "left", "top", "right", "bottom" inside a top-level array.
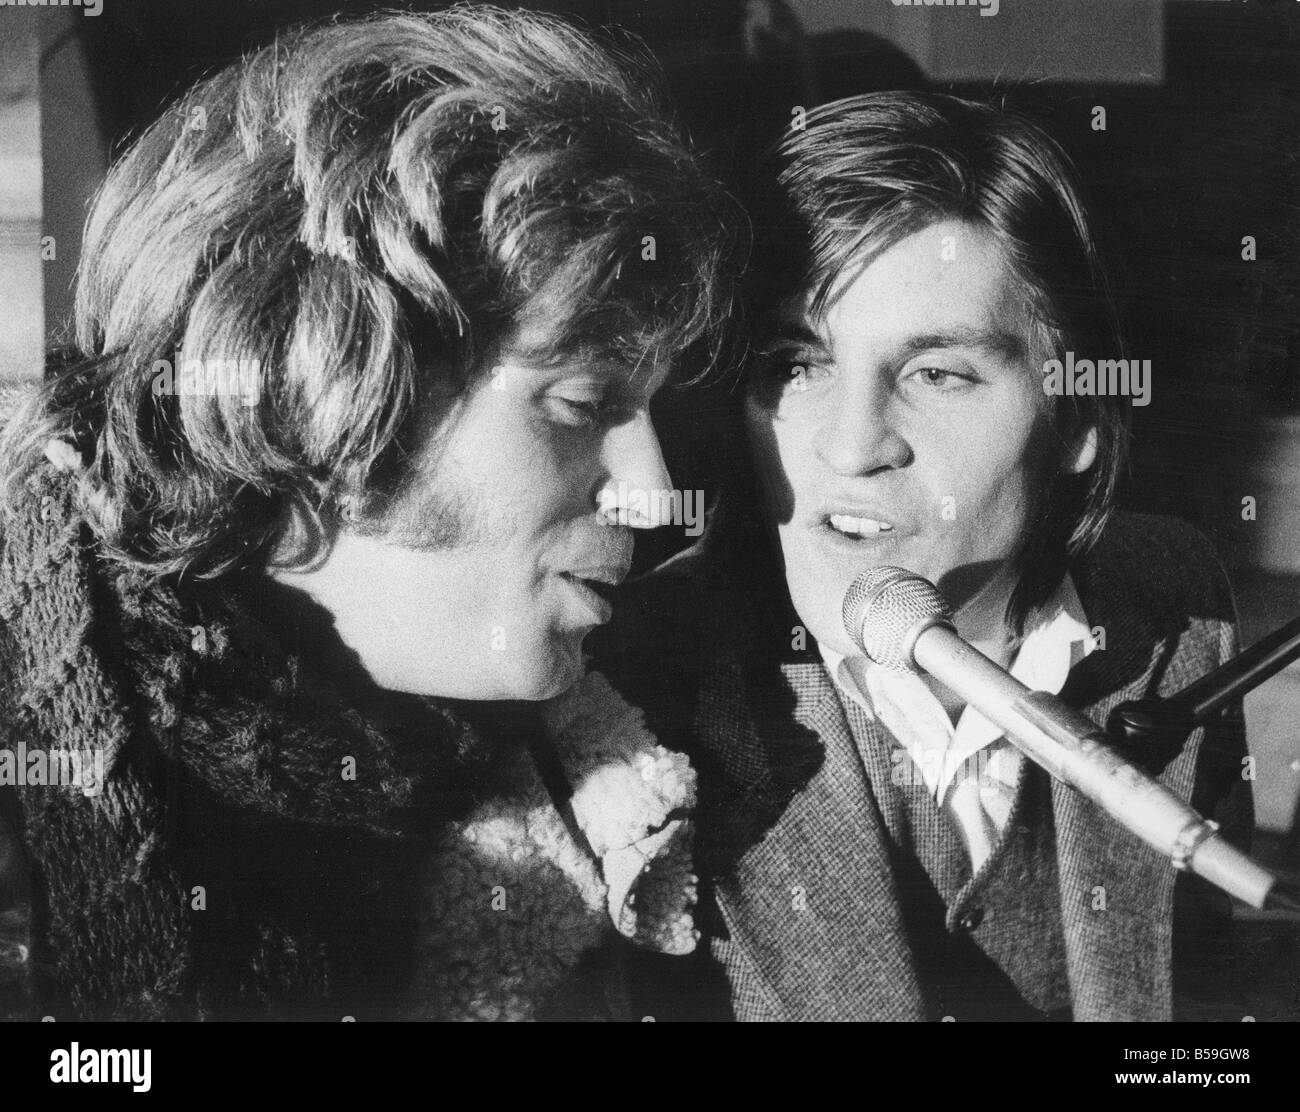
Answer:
[{"left": 897, "top": 327, "right": 1027, "bottom": 363}]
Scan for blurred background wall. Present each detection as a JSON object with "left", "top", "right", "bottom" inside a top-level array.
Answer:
[
  {"left": 1, "top": 0, "right": 1297, "bottom": 936},
  {"left": 0, "top": 14, "right": 42, "bottom": 385}
]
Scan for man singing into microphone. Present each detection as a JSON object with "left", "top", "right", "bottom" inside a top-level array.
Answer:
[{"left": 602, "top": 91, "right": 1252, "bottom": 1021}]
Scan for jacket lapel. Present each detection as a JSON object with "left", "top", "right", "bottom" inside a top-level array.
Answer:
[
  {"left": 1051, "top": 550, "right": 1201, "bottom": 1021},
  {"left": 698, "top": 653, "right": 925, "bottom": 1021},
  {"left": 674, "top": 503, "right": 1223, "bottom": 1021}
]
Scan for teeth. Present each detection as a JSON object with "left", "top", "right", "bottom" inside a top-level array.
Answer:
[{"left": 829, "top": 514, "right": 894, "bottom": 537}]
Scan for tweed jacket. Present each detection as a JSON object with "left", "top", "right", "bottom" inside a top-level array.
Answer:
[{"left": 595, "top": 508, "right": 1252, "bottom": 1022}]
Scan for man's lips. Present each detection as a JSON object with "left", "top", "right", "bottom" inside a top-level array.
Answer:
[
  {"left": 559, "top": 564, "right": 631, "bottom": 607},
  {"left": 813, "top": 504, "right": 904, "bottom": 539},
  {"left": 564, "top": 564, "right": 631, "bottom": 586},
  {"left": 557, "top": 571, "right": 620, "bottom": 625}
]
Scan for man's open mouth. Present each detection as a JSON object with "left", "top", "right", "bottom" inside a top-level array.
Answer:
[{"left": 827, "top": 513, "right": 895, "bottom": 538}]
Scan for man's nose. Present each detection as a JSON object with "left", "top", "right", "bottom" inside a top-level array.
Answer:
[
  {"left": 816, "top": 375, "right": 912, "bottom": 476},
  {"left": 596, "top": 411, "right": 674, "bottom": 529}
]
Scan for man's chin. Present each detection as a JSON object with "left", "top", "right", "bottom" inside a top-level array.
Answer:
[
  {"left": 787, "top": 585, "right": 862, "bottom": 659},
  {"left": 508, "top": 638, "right": 586, "bottom": 701}
]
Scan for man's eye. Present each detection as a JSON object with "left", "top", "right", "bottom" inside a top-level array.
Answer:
[
  {"left": 910, "top": 366, "right": 974, "bottom": 389},
  {"left": 555, "top": 398, "right": 601, "bottom": 424},
  {"left": 747, "top": 353, "right": 828, "bottom": 408},
  {"left": 548, "top": 395, "right": 609, "bottom": 427}
]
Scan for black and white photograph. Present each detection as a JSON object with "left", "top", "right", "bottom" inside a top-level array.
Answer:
[{"left": 0, "top": 0, "right": 1297, "bottom": 1060}]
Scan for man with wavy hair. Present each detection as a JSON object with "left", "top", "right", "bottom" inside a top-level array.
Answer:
[{"left": 0, "top": 7, "right": 736, "bottom": 1020}]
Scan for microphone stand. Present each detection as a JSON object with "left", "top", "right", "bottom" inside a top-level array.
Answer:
[
  {"left": 1107, "top": 614, "right": 1300, "bottom": 911},
  {"left": 1108, "top": 613, "right": 1300, "bottom": 745}
]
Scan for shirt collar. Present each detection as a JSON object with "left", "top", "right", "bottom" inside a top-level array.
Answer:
[{"left": 820, "top": 572, "right": 1098, "bottom": 792}]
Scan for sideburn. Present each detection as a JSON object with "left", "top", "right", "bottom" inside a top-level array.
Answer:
[
  {"left": 1004, "top": 407, "right": 1089, "bottom": 638},
  {"left": 350, "top": 370, "right": 497, "bottom": 553}
]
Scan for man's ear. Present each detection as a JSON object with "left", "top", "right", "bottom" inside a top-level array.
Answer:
[
  {"left": 266, "top": 494, "right": 341, "bottom": 573},
  {"left": 1062, "top": 423, "right": 1098, "bottom": 475}
]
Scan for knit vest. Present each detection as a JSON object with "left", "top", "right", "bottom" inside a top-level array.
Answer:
[{"left": 835, "top": 688, "right": 1072, "bottom": 1021}]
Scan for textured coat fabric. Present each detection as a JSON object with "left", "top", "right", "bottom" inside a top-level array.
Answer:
[
  {"left": 837, "top": 692, "right": 1072, "bottom": 1020},
  {"left": 596, "top": 507, "right": 1253, "bottom": 1022},
  {"left": 0, "top": 462, "right": 664, "bottom": 1021}
]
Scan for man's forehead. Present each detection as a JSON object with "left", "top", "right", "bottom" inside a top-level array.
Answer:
[
  {"left": 764, "top": 275, "right": 1037, "bottom": 363},
  {"left": 765, "top": 218, "right": 1039, "bottom": 343}
]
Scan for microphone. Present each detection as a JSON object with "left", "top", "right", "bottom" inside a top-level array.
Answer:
[{"left": 842, "top": 566, "right": 1297, "bottom": 912}]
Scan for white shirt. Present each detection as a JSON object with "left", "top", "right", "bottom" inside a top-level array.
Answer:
[{"left": 820, "top": 574, "right": 1098, "bottom": 873}]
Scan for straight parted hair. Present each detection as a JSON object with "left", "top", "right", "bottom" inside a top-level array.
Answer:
[
  {"left": 749, "top": 92, "right": 1130, "bottom": 635},
  {"left": 1, "top": 5, "right": 740, "bottom": 579}
]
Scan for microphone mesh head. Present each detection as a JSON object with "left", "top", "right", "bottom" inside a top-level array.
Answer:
[{"left": 841, "top": 566, "right": 953, "bottom": 673}]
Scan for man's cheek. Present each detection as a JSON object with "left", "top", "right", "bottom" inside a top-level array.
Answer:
[
  {"left": 931, "top": 434, "right": 1029, "bottom": 521},
  {"left": 947, "top": 481, "right": 1032, "bottom": 564}
]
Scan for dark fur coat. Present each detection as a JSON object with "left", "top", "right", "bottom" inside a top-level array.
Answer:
[{"left": 0, "top": 464, "right": 660, "bottom": 1020}]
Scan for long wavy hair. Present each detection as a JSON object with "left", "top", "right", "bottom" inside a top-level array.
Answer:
[{"left": 1, "top": 5, "right": 740, "bottom": 580}]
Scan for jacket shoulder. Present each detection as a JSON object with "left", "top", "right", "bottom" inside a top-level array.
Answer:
[{"left": 1075, "top": 511, "right": 1238, "bottom": 634}]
